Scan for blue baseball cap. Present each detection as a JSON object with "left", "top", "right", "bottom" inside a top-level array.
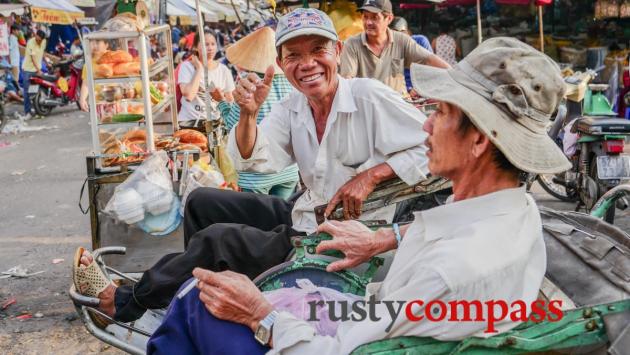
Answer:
[{"left": 275, "top": 8, "right": 338, "bottom": 48}]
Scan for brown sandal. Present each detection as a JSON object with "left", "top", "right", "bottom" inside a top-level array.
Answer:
[{"left": 73, "top": 247, "right": 114, "bottom": 328}]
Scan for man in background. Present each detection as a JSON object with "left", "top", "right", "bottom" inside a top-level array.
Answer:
[
  {"left": 8, "top": 25, "right": 21, "bottom": 89},
  {"left": 21, "top": 29, "right": 46, "bottom": 119},
  {"left": 389, "top": 16, "right": 433, "bottom": 95},
  {"left": 340, "top": 0, "right": 449, "bottom": 95}
]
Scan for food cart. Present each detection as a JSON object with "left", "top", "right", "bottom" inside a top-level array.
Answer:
[{"left": 81, "top": 22, "right": 207, "bottom": 271}]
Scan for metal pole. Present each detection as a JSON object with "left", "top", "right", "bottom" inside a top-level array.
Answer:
[
  {"left": 159, "top": 0, "right": 167, "bottom": 24},
  {"left": 538, "top": 5, "right": 544, "bottom": 52},
  {"left": 194, "top": 0, "right": 212, "bottom": 123},
  {"left": 476, "top": 0, "right": 482, "bottom": 45}
]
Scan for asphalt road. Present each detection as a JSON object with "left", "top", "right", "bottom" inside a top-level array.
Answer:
[{"left": 0, "top": 103, "right": 628, "bottom": 354}]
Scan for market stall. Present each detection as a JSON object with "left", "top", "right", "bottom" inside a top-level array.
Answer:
[
  {"left": 23, "top": 0, "right": 85, "bottom": 25},
  {"left": 0, "top": 3, "right": 29, "bottom": 17}
]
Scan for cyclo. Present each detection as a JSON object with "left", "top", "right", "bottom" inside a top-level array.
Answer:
[{"left": 70, "top": 175, "right": 629, "bottom": 354}]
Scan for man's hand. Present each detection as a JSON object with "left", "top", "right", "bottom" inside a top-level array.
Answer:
[
  {"left": 324, "top": 163, "right": 396, "bottom": 219},
  {"left": 210, "top": 87, "right": 225, "bottom": 102},
  {"left": 234, "top": 65, "right": 274, "bottom": 117},
  {"left": 324, "top": 170, "right": 378, "bottom": 220},
  {"left": 190, "top": 55, "right": 203, "bottom": 71},
  {"left": 193, "top": 268, "right": 273, "bottom": 332},
  {"left": 316, "top": 220, "right": 395, "bottom": 272},
  {"left": 79, "top": 98, "right": 88, "bottom": 112}
]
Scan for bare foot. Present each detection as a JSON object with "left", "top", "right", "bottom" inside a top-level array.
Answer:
[{"left": 79, "top": 251, "right": 117, "bottom": 317}]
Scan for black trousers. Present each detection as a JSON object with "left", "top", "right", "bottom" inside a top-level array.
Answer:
[{"left": 114, "top": 188, "right": 298, "bottom": 322}]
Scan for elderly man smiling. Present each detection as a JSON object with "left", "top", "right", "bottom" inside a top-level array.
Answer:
[
  {"left": 147, "top": 34, "right": 572, "bottom": 355},
  {"left": 72, "top": 8, "right": 429, "bottom": 325}
]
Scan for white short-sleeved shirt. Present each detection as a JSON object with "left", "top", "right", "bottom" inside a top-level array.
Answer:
[
  {"left": 269, "top": 187, "right": 547, "bottom": 354},
  {"left": 177, "top": 61, "right": 235, "bottom": 122},
  {"left": 228, "top": 76, "right": 429, "bottom": 233},
  {"left": 9, "top": 34, "right": 20, "bottom": 67}
]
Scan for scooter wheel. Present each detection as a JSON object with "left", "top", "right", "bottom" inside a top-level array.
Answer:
[{"left": 33, "top": 89, "right": 53, "bottom": 116}]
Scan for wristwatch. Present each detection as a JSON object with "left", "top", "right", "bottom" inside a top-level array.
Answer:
[{"left": 255, "top": 310, "right": 279, "bottom": 345}]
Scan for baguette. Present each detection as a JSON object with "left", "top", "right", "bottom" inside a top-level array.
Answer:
[
  {"left": 174, "top": 129, "right": 207, "bottom": 146},
  {"left": 122, "top": 129, "right": 146, "bottom": 143},
  {"left": 97, "top": 50, "right": 133, "bottom": 64},
  {"left": 94, "top": 63, "right": 114, "bottom": 78},
  {"left": 113, "top": 62, "right": 141, "bottom": 76}
]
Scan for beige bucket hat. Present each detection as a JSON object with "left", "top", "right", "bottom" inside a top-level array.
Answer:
[
  {"left": 226, "top": 27, "right": 282, "bottom": 74},
  {"left": 411, "top": 37, "right": 571, "bottom": 174}
]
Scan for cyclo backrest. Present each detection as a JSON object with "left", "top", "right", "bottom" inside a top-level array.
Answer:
[{"left": 540, "top": 206, "right": 629, "bottom": 307}]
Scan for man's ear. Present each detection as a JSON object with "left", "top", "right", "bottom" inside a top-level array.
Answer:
[
  {"left": 276, "top": 56, "right": 282, "bottom": 70},
  {"left": 335, "top": 40, "right": 343, "bottom": 65},
  {"left": 471, "top": 132, "right": 492, "bottom": 159},
  {"left": 385, "top": 13, "right": 394, "bottom": 25}
]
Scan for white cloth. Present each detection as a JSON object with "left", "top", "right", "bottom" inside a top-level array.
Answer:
[
  {"left": 177, "top": 61, "right": 235, "bottom": 122},
  {"left": 269, "top": 186, "right": 546, "bottom": 354},
  {"left": 9, "top": 34, "right": 19, "bottom": 67},
  {"left": 228, "top": 77, "right": 429, "bottom": 233},
  {"left": 435, "top": 34, "right": 457, "bottom": 66}
]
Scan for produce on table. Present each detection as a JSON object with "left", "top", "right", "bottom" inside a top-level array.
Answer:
[{"left": 112, "top": 113, "right": 144, "bottom": 122}]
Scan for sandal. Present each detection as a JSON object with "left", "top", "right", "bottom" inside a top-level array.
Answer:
[{"left": 73, "top": 247, "right": 115, "bottom": 328}]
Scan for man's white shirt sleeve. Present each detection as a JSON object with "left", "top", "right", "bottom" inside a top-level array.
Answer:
[{"left": 227, "top": 102, "right": 295, "bottom": 174}]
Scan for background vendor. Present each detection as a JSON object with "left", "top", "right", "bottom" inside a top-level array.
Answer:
[
  {"left": 177, "top": 32, "right": 235, "bottom": 126},
  {"left": 211, "top": 27, "right": 299, "bottom": 199}
]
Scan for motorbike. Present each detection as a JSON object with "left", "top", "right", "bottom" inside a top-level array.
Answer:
[
  {"left": 28, "top": 56, "right": 83, "bottom": 116},
  {"left": 535, "top": 71, "right": 630, "bottom": 223},
  {"left": 0, "top": 65, "right": 10, "bottom": 134}
]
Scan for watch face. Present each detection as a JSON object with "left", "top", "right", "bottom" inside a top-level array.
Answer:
[{"left": 255, "top": 326, "right": 269, "bottom": 345}]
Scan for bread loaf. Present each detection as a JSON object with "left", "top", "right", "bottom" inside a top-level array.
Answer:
[
  {"left": 113, "top": 62, "right": 141, "bottom": 76},
  {"left": 174, "top": 129, "right": 207, "bottom": 145},
  {"left": 122, "top": 129, "right": 146, "bottom": 144},
  {"left": 94, "top": 63, "right": 114, "bottom": 78},
  {"left": 97, "top": 50, "right": 133, "bottom": 64},
  {"left": 174, "top": 129, "right": 208, "bottom": 152}
]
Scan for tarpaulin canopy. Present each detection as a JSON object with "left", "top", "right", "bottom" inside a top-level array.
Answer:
[
  {"left": 168, "top": 0, "right": 198, "bottom": 25},
  {"left": 0, "top": 3, "right": 28, "bottom": 16},
  {"left": 201, "top": 0, "right": 238, "bottom": 22},
  {"left": 168, "top": 0, "right": 196, "bottom": 17},
  {"left": 71, "top": 0, "right": 95, "bottom": 7},
  {"left": 181, "top": 0, "right": 220, "bottom": 22},
  {"left": 23, "top": 0, "right": 85, "bottom": 25}
]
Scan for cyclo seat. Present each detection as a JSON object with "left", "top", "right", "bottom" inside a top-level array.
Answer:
[
  {"left": 576, "top": 116, "right": 630, "bottom": 135},
  {"left": 35, "top": 73, "right": 58, "bottom": 82}
]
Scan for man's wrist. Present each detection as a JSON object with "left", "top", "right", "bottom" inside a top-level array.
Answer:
[
  {"left": 374, "top": 228, "right": 398, "bottom": 252},
  {"left": 239, "top": 111, "right": 258, "bottom": 123},
  {"left": 249, "top": 301, "right": 274, "bottom": 332}
]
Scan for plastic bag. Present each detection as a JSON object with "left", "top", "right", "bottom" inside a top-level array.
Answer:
[
  {"left": 180, "top": 161, "right": 227, "bottom": 216},
  {"left": 105, "top": 151, "right": 181, "bottom": 232},
  {"left": 263, "top": 279, "right": 363, "bottom": 336},
  {"left": 215, "top": 137, "right": 239, "bottom": 186},
  {"left": 563, "top": 118, "right": 580, "bottom": 157}
]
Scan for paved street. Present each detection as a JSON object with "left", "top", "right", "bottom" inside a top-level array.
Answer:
[{"left": 0, "top": 103, "right": 628, "bottom": 354}]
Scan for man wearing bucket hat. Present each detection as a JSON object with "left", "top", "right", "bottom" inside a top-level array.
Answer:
[
  {"left": 212, "top": 27, "right": 300, "bottom": 199},
  {"left": 73, "top": 8, "right": 429, "bottom": 326},
  {"left": 147, "top": 38, "right": 571, "bottom": 353},
  {"left": 340, "top": 0, "right": 449, "bottom": 95}
]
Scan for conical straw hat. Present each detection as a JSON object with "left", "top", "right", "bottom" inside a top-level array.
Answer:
[{"left": 226, "top": 27, "right": 283, "bottom": 74}]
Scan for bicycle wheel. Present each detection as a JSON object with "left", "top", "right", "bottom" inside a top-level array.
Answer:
[{"left": 537, "top": 173, "right": 578, "bottom": 202}]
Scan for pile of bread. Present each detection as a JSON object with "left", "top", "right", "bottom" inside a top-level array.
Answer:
[
  {"left": 100, "top": 129, "right": 209, "bottom": 166},
  {"left": 94, "top": 50, "right": 154, "bottom": 78}
]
